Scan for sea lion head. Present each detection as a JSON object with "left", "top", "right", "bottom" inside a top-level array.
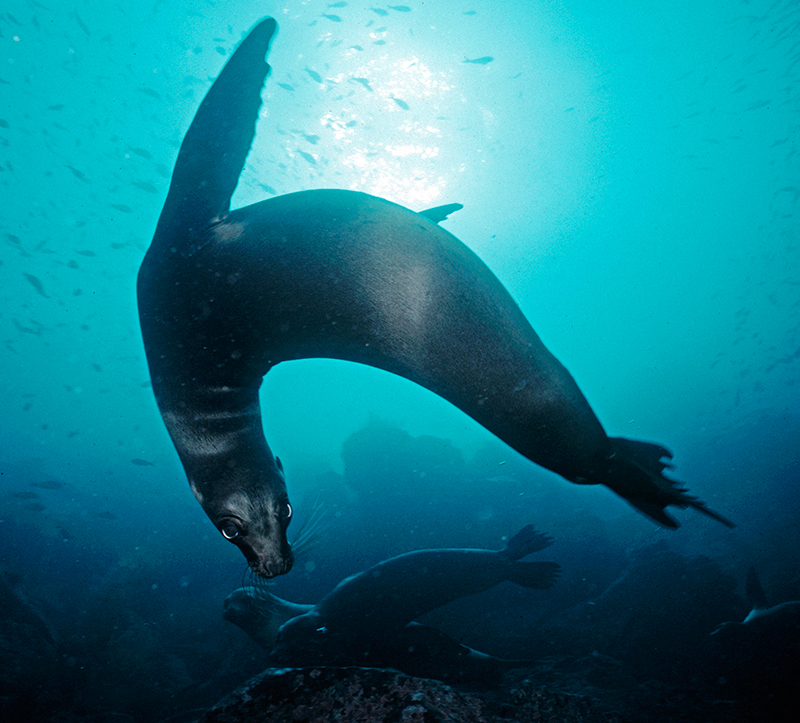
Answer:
[
  {"left": 193, "top": 456, "right": 294, "bottom": 578},
  {"left": 271, "top": 612, "right": 334, "bottom": 665}
]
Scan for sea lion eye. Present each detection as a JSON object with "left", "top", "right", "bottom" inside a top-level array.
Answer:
[
  {"left": 284, "top": 503, "right": 292, "bottom": 520},
  {"left": 220, "top": 521, "right": 241, "bottom": 540}
]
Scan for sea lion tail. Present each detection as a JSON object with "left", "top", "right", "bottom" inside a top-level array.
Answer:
[
  {"left": 502, "top": 524, "right": 554, "bottom": 560},
  {"left": 602, "top": 437, "right": 735, "bottom": 529},
  {"left": 153, "top": 17, "right": 278, "bottom": 244},
  {"left": 505, "top": 561, "right": 562, "bottom": 589}
]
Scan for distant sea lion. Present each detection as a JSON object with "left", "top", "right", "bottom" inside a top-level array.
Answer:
[
  {"left": 712, "top": 567, "right": 800, "bottom": 643},
  {"left": 226, "top": 525, "right": 557, "bottom": 680},
  {"left": 137, "top": 18, "right": 732, "bottom": 577}
]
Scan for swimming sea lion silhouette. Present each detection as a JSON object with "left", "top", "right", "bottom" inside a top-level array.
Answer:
[
  {"left": 137, "top": 18, "right": 733, "bottom": 578},
  {"left": 712, "top": 567, "right": 800, "bottom": 642},
  {"left": 226, "top": 525, "right": 557, "bottom": 680}
]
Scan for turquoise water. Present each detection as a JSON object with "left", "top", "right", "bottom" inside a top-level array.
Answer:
[{"left": 1, "top": 1, "right": 798, "bottom": 719}]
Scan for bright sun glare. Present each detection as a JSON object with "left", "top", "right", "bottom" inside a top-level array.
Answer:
[{"left": 319, "top": 53, "right": 455, "bottom": 205}]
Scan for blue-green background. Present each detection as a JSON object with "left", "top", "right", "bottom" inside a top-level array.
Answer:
[{"left": 1, "top": 0, "right": 798, "bottom": 717}]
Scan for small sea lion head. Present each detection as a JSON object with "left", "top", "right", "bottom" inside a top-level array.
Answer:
[
  {"left": 196, "top": 457, "right": 294, "bottom": 578},
  {"left": 271, "top": 612, "right": 331, "bottom": 665}
]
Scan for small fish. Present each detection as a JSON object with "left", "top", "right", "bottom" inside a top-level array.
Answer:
[
  {"left": 23, "top": 273, "right": 49, "bottom": 298},
  {"left": 12, "top": 491, "right": 39, "bottom": 500},
  {"left": 277, "top": 82, "right": 295, "bottom": 91},
  {"left": 47, "top": 103, "right": 65, "bottom": 111},
  {"left": 305, "top": 68, "right": 323, "bottom": 83},
  {"left": 137, "top": 87, "right": 162, "bottom": 100},
  {"left": 65, "top": 165, "right": 87, "bottom": 181},
  {"left": 130, "top": 458, "right": 155, "bottom": 466},
  {"left": 24, "top": 502, "right": 47, "bottom": 512},
  {"left": 321, "top": 14, "right": 342, "bottom": 22},
  {"left": 31, "top": 480, "right": 65, "bottom": 489},
  {"left": 71, "top": 11, "right": 91, "bottom": 36},
  {"left": 391, "top": 96, "right": 410, "bottom": 110},
  {"left": 371, "top": 7, "right": 389, "bottom": 15},
  {"left": 75, "top": 249, "right": 96, "bottom": 257},
  {"left": 329, "top": 2, "right": 348, "bottom": 7},
  {"left": 463, "top": 56, "right": 493, "bottom": 65},
  {"left": 297, "top": 150, "right": 317, "bottom": 166},
  {"left": 0, "top": 118, "right": 9, "bottom": 128},
  {"left": 93, "top": 511, "right": 117, "bottom": 520},
  {"left": 389, "top": 5, "right": 412, "bottom": 11},
  {"left": 111, "top": 204, "right": 132, "bottom": 213},
  {"left": 746, "top": 99, "right": 771, "bottom": 110},
  {"left": 129, "top": 147, "right": 153, "bottom": 159},
  {"left": 132, "top": 180, "right": 159, "bottom": 194},
  {"left": 350, "top": 77, "right": 373, "bottom": 91}
]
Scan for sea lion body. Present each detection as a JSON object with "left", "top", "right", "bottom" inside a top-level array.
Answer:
[
  {"left": 226, "top": 526, "right": 556, "bottom": 679},
  {"left": 271, "top": 525, "right": 559, "bottom": 663},
  {"left": 138, "top": 18, "right": 731, "bottom": 577}
]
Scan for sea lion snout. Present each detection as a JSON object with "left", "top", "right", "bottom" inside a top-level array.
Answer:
[
  {"left": 204, "top": 485, "right": 295, "bottom": 577},
  {"left": 248, "top": 543, "right": 294, "bottom": 579},
  {"left": 232, "top": 513, "right": 295, "bottom": 579}
]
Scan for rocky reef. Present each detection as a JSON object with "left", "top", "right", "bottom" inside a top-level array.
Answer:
[{"left": 200, "top": 666, "right": 609, "bottom": 723}]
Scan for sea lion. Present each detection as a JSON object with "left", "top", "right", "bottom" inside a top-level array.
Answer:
[
  {"left": 271, "top": 525, "right": 558, "bottom": 660},
  {"left": 137, "top": 18, "right": 732, "bottom": 578},
  {"left": 225, "top": 525, "right": 556, "bottom": 680},
  {"left": 224, "top": 590, "right": 533, "bottom": 683},
  {"left": 712, "top": 567, "right": 800, "bottom": 642}
]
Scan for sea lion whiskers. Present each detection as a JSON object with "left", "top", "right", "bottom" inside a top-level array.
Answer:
[
  {"left": 243, "top": 565, "right": 273, "bottom": 601},
  {"left": 288, "top": 496, "right": 328, "bottom": 559}
]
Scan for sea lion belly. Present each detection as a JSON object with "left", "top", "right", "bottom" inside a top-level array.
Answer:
[{"left": 151, "top": 188, "right": 609, "bottom": 480}]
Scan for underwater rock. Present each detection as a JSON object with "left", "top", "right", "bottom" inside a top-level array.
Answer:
[{"left": 199, "top": 666, "right": 611, "bottom": 723}]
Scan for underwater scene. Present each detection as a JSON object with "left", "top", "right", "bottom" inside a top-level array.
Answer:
[{"left": 2, "top": 0, "right": 799, "bottom": 721}]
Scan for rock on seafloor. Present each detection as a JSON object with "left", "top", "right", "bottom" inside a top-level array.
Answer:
[{"left": 199, "top": 666, "right": 612, "bottom": 723}]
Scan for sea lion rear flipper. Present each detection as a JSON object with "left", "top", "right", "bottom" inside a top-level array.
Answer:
[
  {"left": 154, "top": 18, "right": 278, "bottom": 241},
  {"left": 602, "top": 437, "right": 735, "bottom": 529},
  {"left": 506, "top": 561, "right": 561, "bottom": 589},
  {"left": 502, "top": 524, "right": 554, "bottom": 560},
  {"left": 418, "top": 203, "right": 463, "bottom": 224},
  {"left": 745, "top": 567, "right": 769, "bottom": 611}
]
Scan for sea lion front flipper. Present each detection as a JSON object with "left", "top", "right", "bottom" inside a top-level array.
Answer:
[
  {"left": 418, "top": 203, "right": 464, "bottom": 224},
  {"left": 154, "top": 18, "right": 277, "bottom": 242},
  {"left": 602, "top": 437, "right": 735, "bottom": 529}
]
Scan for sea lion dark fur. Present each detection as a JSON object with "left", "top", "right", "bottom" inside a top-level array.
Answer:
[
  {"left": 137, "top": 18, "right": 732, "bottom": 578},
  {"left": 227, "top": 525, "right": 557, "bottom": 681}
]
